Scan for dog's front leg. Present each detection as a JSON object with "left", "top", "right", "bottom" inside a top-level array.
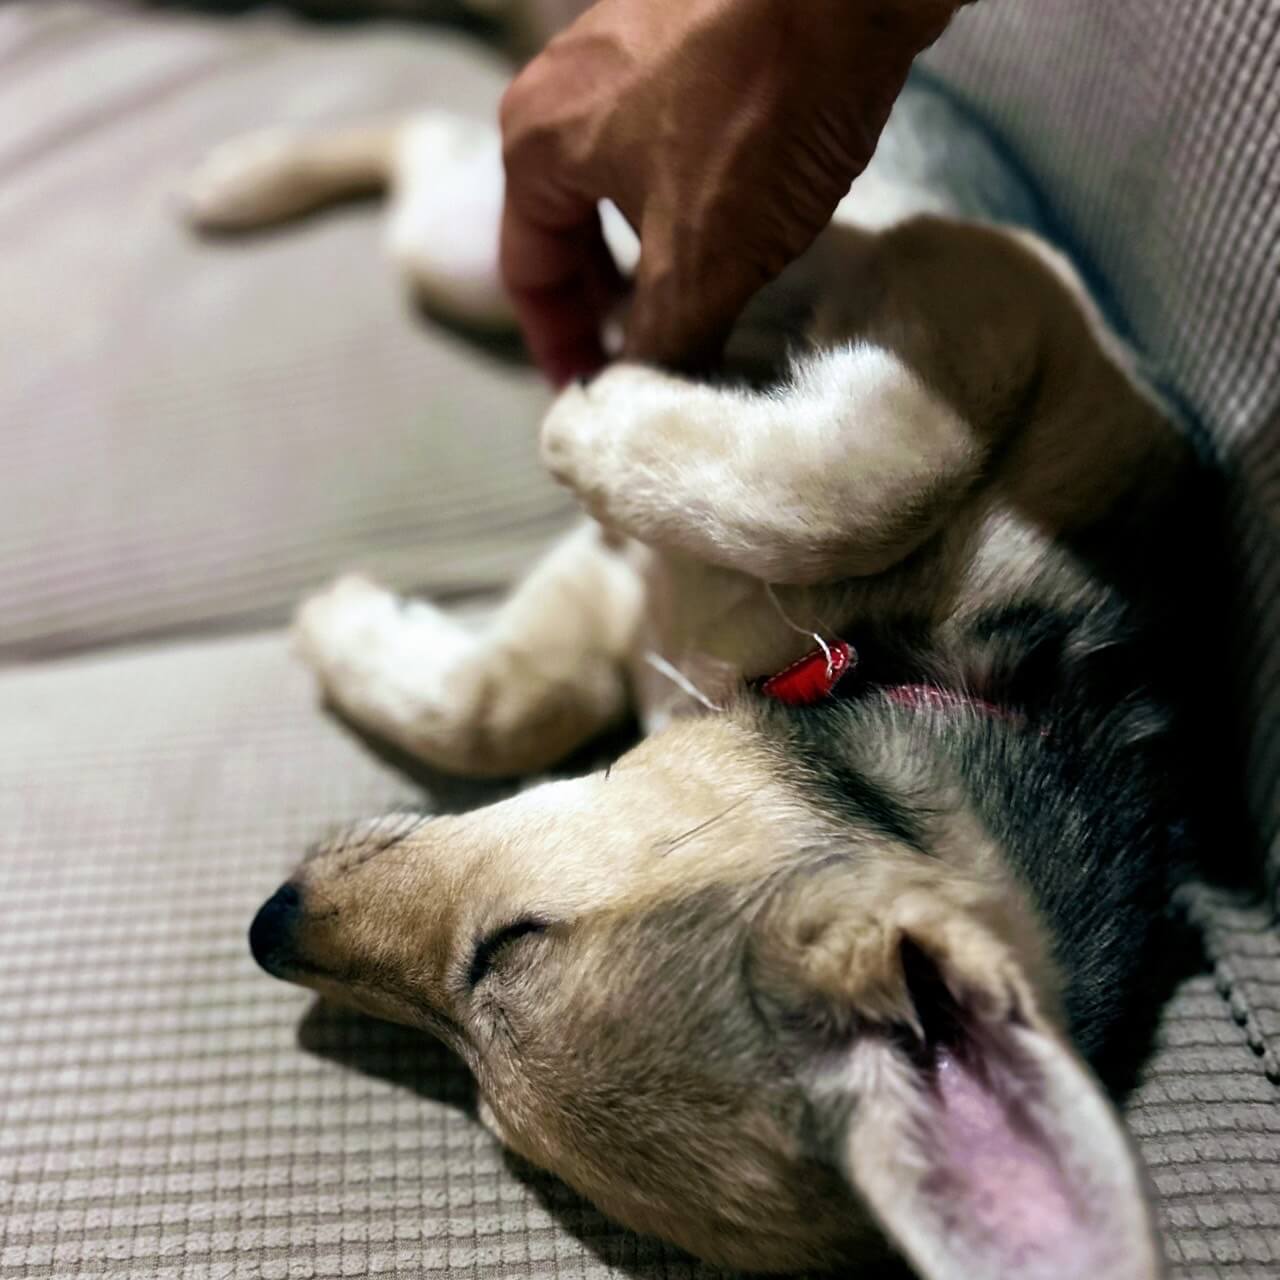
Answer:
[
  {"left": 542, "top": 351, "right": 988, "bottom": 586},
  {"left": 294, "top": 522, "right": 643, "bottom": 777}
]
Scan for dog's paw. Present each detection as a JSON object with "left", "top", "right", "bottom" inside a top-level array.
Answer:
[
  {"left": 385, "top": 113, "right": 514, "bottom": 330},
  {"left": 292, "top": 574, "right": 483, "bottom": 759},
  {"left": 539, "top": 378, "right": 599, "bottom": 490},
  {"left": 293, "top": 574, "right": 394, "bottom": 678},
  {"left": 183, "top": 129, "right": 308, "bottom": 230},
  {"left": 540, "top": 365, "right": 679, "bottom": 513},
  {"left": 294, "top": 575, "right": 472, "bottom": 686},
  {"left": 293, "top": 578, "right": 535, "bottom": 775}
]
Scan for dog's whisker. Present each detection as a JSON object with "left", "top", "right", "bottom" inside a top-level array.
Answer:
[
  {"left": 643, "top": 651, "right": 723, "bottom": 712},
  {"left": 653, "top": 797, "right": 749, "bottom": 858}
]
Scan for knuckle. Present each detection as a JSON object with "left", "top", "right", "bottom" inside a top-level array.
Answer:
[
  {"left": 498, "top": 78, "right": 541, "bottom": 160},
  {"left": 497, "top": 67, "right": 533, "bottom": 128},
  {"left": 499, "top": 66, "right": 562, "bottom": 160}
]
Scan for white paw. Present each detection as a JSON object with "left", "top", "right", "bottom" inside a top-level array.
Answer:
[
  {"left": 539, "top": 367, "right": 652, "bottom": 485},
  {"left": 293, "top": 574, "right": 395, "bottom": 678},
  {"left": 539, "top": 380, "right": 620, "bottom": 527},
  {"left": 385, "top": 113, "right": 513, "bottom": 329},
  {"left": 539, "top": 378, "right": 595, "bottom": 475},
  {"left": 539, "top": 365, "right": 680, "bottom": 512},
  {"left": 292, "top": 576, "right": 474, "bottom": 722},
  {"left": 183, "top": 129, "right": 305, "bottom": 230}
]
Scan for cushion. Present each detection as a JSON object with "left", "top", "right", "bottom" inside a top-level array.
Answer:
[
  {"left": 925, "top": 0, "right": 1280, "bottom": 914},
  {"left": 924, "top": 12, "right": 1280, "bottom": 1260},
  {"left": 3, "top": 3, "right": 1276, "bottom": 1276},
  {"left": 1, "top": 629, "right": 1277, "bottom": 1279},
  {"left": 0, "top": 0, "right": 569, "bottom": 662}
]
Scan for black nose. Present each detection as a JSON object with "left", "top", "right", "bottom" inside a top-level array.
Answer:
[{"left": 249, "top": 882, "right": 303, "bottom": 976}]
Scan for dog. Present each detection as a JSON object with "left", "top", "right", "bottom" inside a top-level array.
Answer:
[{"left": 186, "top": 53, "right": 1215, "bottom": 1280}]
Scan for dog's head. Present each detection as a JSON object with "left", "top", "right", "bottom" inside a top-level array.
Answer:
[{"left": 251, "top": 710, "right": 1161, "bottom": 1279}]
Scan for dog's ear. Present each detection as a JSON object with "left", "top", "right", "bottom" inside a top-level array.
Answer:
[
  {"left": 837, "top": 941, "right": 1163, "bottom": 1280},
  {"left": 753, "top": 876, "right": 1163, "bottom": 1280}
]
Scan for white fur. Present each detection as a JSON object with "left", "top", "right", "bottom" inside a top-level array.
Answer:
[
  {"left": 187, "top": 109, "right": 638, "bottom": 332},
  {"left": 386, "top": 115, "right": 514, "bottom": 329},
  {"left": 541, "top": 348, "right": 978, "bottom": 583},
  {"left": 293, "top": 524, "right": 644, "bottom": 776},
  {"left": 182, "top": 108, "right": 1167, "bottom": 777},
  {"left": 294, "top": 574, "right": 476, "bottom": 747}
]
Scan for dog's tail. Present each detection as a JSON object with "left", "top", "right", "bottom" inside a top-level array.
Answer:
[{"left": 183, "top": 122, "right": 398, "bottom": 232}]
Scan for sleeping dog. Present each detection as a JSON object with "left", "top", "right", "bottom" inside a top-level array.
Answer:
[{"left": 188, "top": 80, "right": 1212, "bottom": 1280}]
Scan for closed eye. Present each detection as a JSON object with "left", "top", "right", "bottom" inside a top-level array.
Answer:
[{"left": 468, "top": 918, "right": 548, "bottom": 989}]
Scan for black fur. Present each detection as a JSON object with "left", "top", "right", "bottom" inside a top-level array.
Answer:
[{"left": 755, "top": 588, "right": 1199, "bottom": 1070}]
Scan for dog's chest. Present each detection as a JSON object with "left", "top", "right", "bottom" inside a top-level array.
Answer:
[{"left": 626, "top": 503, "right": 1096, "bottom": 732}]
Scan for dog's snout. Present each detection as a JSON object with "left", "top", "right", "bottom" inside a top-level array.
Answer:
[{"left": 249, "top": 882, "right": 303, "bottom": 976}]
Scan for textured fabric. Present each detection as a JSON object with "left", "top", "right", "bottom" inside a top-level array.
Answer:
[
  {"left": 0, "top": 631, "right": 699, "bottom": 1280},
  {"left": 0, "top": 1, "right": 568, "bottom": 662},
  {"left": 1126, "top": 973, "right": 1280, "bottom": 1279},
  {"left": 3, "top": 2, "right": 1278, "bottom": 1277},
  {"left": 1, "top": 629, "right": 1276, "bottom": 1280},
  {"left": 926, "top": 1, "right": 1280, "bottom": 888},
  {"left": 924, "top": 0, "right": 1280, "bottom": 1223}
]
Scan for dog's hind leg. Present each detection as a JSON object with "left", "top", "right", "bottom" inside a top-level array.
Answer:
[
  {"left": 540, "top": 349, "right": 990, "bottom": 587},
  {"left": 293, "top": 522, "right": 644, "bottom": 778},
  {"left": 381, "top": 113, "right": 515, "bottom": 330},
  {"left": 184, "top": 122, "right": 396, "bottom": 231},
  {"left": 186, "top": 112, "right": 521, "bottom": 331},
  {"left": 383, "top": 112, "right": 636, "bottom": 331}
]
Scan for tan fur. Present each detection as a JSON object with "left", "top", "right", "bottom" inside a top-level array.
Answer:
[
  {"left": 185, "top": 123, "right": 396, "bottom": 230},
  {"left": 283, "top": 718, "right": 1076, "bottom": 1270},
  {"left": 198, "top": 99, "right": 1172, "bottom": 1279},
  {"left": 278, "top": 712, "right": 1159, "bottom": 1274}
]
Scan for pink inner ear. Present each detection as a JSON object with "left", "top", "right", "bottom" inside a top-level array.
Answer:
[{"left": 928, "top": 1045, "right": 1089, "bottom": 1270}]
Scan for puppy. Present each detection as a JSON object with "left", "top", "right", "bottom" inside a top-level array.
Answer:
[{"left": 190, "top": 86, "right": 1210, "bottom": 1280}]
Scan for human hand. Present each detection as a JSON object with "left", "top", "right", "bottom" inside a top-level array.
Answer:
[{"left": 500, "top": 0, "right": 964, "bottom": 383}]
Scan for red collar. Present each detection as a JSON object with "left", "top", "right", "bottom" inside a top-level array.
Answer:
[
  {"left": 758, "top": 640, "right": 857, "bottom": 704},
  {"left": 758, "top": 640, "right": 1016, "bottom": 723},
  {"left": 882, "top": 682, "right": 1021, "bottom": 723}
]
